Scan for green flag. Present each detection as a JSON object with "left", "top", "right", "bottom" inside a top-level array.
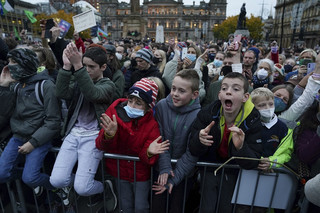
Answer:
[
  {"left": 13, "top": 26, "right": 21, "bottom": 40},
  {"left": 24, "top": 10, "right": 37, "bottom": 23}
]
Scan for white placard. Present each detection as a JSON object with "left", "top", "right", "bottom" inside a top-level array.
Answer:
[
  {"left": 91, "top": 37, "right": 99, "bottom": 44},
  {"left": 72, "top": 9, "right": 96, "bottom": 33},
  {"left": 232, "top": 63, "right": 243, "bottom": 74},
  {"left": 156, "top": 25, "right": 164, "bottom": 43}
]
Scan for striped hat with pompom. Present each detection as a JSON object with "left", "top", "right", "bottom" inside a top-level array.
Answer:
[{"left": 128, "top": 78, "right": 158, "bottom": 108}]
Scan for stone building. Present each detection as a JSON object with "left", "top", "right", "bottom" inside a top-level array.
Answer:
[
  {"left": 99, "top": 0, "right": 227, "bottom": 42},
  {"left": 0, "top": 0, "right": 38, "bottom": 37},
  {"left": 270, "top": 0, "right": 320, "bottom": 48}
]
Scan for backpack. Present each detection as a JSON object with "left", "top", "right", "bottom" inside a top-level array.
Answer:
[{"left": 13, "top": 80, "right": 47, "bottom": 106}]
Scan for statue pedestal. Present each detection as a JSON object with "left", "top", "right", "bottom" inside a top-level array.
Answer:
[
  {"left": 234, "top": 29, "right": 250, "bottom": 37},
  {"left": 123, "top": 15, "right": 146, "bottom": 39}
]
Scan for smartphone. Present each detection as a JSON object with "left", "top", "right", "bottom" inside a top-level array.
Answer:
[
  {"left": 234, "top": 34, "right": 242, "bottom": 51},
  {"left": 181, "top": 47, "right": 187, "bottom": 60},
  {"left": 45, "top": 19, "right": 55, "bottom": 38},
  {"left": 307, "top": 63, "right": 316, "bottom": 74}
]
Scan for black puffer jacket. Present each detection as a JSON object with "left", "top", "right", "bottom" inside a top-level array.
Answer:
[{"left": 189, "top": 100, "right": 263, "bottom": 170}]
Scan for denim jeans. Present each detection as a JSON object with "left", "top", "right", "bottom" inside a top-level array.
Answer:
[
  {"left": 50, "top": 132, "right": 104, "bottom": 196},
  {"left": 116, "top": 179, "right": 150, "bottom": 213},
  {"left": 0, "top": 137, "right": 53, "bottom": 190}
]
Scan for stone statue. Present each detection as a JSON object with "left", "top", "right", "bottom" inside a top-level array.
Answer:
[{"left": 237, "top": 3, "right": 247, "bottom": 29}]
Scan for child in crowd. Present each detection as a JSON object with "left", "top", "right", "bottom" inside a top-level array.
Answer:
[
  {"left": 50, "top": 43, "right": 116, "bottom": 207},
  {"left": 251, "top": 87, "right": 293, "bottom": 171},
  {"left": 189, "top": 72, "right": 263, "bottom": 213},
  {"left": 236, "top": 87, "right": 294, "bottom": 213},
  {"left": 0, "top": 48, "right": 61, "bottom": 193},
  {"left": 152, "top": 69, "right": 201, "bottom": 213},
  {"left": 95, "top": 78, "right": 170, "bottom": 213}
]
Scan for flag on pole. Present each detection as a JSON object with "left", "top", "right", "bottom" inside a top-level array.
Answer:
[
  {"left": 3, "top": 0, "right": 14, "bottom": 12},
  {"left": 0, "top": 3, "right": 4, "bottom": 15},
  {"left": 97, "top": 27, "right": 108, "bottom": 40},
  {"left": 13, "top": 26, "right": 21, "bottom": 40},
  {"left": 24, "top": 10, "right": 37, "bottom": 23},
  {"left": 0, "top": 0, "right": 14, "bottom": 15}
]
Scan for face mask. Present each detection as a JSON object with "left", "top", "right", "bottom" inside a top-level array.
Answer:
[
  {"left": 208, "top": 53, "right": 216, "bottom": 61},
  {"left": 131, "top": 59, "right": 137, "bottom": 67},
  {"left": 8, "top": 64, "right": 27, "bottom": 81},
  {"left": 124, "top": 105, "right": 145, "bottom": 118},
  {"left": 218, "top": 75, "right": 224, "bottom": 81},
  {"left": 213, "top": 59, "right": 223, "bottom": 68},
  {"left": 152, "top": 57, "right": 161, "bottom": 65},
  {"left": 274, "top": 96, "right": 287, "bottom": 112},
  {"left": 116, "top": 52, "right": 122, "bottom": 60},
  {"left": 256, "top": 68, "right": 269, "bottom": 80},
  {"left": 186, "top": 54, "right": 197, "bottom": 62},
  {"left": 284, "top": 64, "right": 293, "bottom": 73},
  {"left": 299, "top": 58, "right": 313, "bottom": 66},
  {"left": 259, "top": 107, "right": 275, "bottom": 123}
]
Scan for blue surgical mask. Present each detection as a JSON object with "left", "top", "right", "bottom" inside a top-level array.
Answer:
[
  {"left": 218, "top": 75, "right": 224, "bottom": 81},
  {"left": 186, "top": 54, "right": 197, "bottom": 62},
  {"left": 213, "top": 59, "right": 223, "bottom": 68},
  {"left": 274, "top": 96, "right": 287, "bottom": 113},
  {"left": 124, "top": 105, "right": 145, "bottom": 118}
]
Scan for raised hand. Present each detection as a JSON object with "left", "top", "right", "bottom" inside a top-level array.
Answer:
[
  {"left": 64, "top": 42, "right": 83, "bottom": 70},
  {"left": 229, "top": 125, "right": 245, "bottom": 150},
  {"left": 147, "top": 136, "right": 170, "bottom": 155},
  {"left": 62, "top": 48, "right": 72, "bottom": 70},
  {"left": 199, "top": 121, "right": 215, "bottom": 146},
  {"left": 0, "top": 66, "right": 16, "bottom": 86},
  {"left": 101, "top": 114, "right": 118, "bottom": 138}
]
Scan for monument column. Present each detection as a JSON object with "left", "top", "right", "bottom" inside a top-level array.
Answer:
[{"left": 123, "top": 0, "right": 146, "bottom": 39}]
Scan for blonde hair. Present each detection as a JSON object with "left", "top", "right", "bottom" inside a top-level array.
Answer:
[
  {"left": 251, "top": 87, "right": 274, "bottom": 105},
  {"left": 154, "top": 49, "right": 167, "bottom": 74},
  {"left": 147, "top": 77, "right": 166, "bottom": 101}
]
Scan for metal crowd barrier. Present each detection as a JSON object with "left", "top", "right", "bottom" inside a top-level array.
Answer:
[{"left": 0, "top": 149, "right": 299, "bottom": 213}]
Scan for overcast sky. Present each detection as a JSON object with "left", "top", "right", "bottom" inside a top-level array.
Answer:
[{"left": 27, "top": 0, "right": 277, "bottom": 19}]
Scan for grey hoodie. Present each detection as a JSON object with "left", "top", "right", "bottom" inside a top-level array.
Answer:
[{"left": 155, "top": 94, "right": 201, "bottom": 186}]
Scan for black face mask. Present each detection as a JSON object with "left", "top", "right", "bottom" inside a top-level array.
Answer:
[
  {"left": 131, "top": 59, "right": 137, "bottom": 67},
  {"left": 152, "top": 57, "right": 161, "bottom": 65},
  {"left": 208, "top": 53, "right": 216, "bottom": 61}
]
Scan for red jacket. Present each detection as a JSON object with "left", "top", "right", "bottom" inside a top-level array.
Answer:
[{"left": 96, "top": 98, "right": 160, "bottom": 182}]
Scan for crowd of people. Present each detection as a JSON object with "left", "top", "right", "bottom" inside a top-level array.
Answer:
[{"left": 0, "top": 22, "right": 320, "bottom": 213}]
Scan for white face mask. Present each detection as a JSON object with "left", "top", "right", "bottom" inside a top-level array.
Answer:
[
  {"left": 116, "top": 52, "right": 123, "bottom": 60},
  {"left": 259, "top": 107, "right": 275, "bottom": 123},
  {"left": 124, "top": 105, "right": 145, "bottom": 118},
  {"left": 257, "top": 68, "right": 269, "bottom": 80}
]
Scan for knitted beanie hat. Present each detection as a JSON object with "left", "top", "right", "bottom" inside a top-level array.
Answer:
[
  {"left": 177, "top": 42, "right": 187, "bottom": 49},
  {"left": 128, "top": 78, "right": 158, "bottom": 108},
  {"left": 7, "top": 48, "right": 39, "bottom": 79},
  {"left": 135, "top": 48, "right": 154, "bottom": 64},
  {"left": 274, "top": 63, "right": 284, "bottom": 76}
]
